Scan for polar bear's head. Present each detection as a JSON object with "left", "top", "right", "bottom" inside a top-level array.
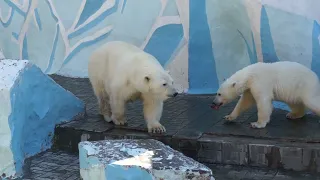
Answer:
[
  {"left": 212, "top": 78, "right": 247, "bottom": 109},
  {"left": 137, "top": 69, "right": 178, "bottom": 100},
  {"left": 212, "top": 81, "right": 238, "bottom": 107}
]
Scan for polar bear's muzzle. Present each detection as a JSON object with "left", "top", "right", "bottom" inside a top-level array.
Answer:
[
  {"left": 212, "top": 96, "right": 224, "bottom": 109},
  {"left": 168, "top": 92, "right": 178, "bottom": 98},
  {"left": 211, "top": 101, "right": 223, "bottom": 110}
]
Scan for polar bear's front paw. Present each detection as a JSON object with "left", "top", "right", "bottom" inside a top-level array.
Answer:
[
  {"left": 224, "top": 115, "right": 236, "bottom": 121},
  {"left": 103, "top": 115, "right": 113, "bottom": 123},
  {"left": 250, "top": 122, "right": 267, "bottom": 129},
  {"left": 148, "top": 122, "right": 166, "bottom": 134},
  {"left": 111, "top": 115, "right": 127, "bottom": 126}
]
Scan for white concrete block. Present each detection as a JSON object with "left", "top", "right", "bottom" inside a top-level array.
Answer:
[
  {"left": 0, "top": 59, "right": 85, "bottom": 179},
  {"left": 79, "top": 139, "right": 214, "bottom": 180}
]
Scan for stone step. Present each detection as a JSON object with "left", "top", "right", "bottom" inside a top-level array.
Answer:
[
  {"left": 22, "top": 149, "right": 320, "bottom": 180},
  {"left": 79, "top": 139, "right": 214, "bottom": 180},
  {"left": 54, "top": 122, "right": 320, "bottom": 174}
]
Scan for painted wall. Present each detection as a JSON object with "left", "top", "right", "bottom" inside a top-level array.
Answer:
[{"left": 0, "top": 0, "right": 320, "bottom": 94}]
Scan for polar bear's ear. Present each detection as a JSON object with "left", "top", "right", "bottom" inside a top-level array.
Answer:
[
  {"left": 232, "top": 82, "right": 236, "bottom": 87},
  {"left": 145, "top": 76, "right": 150, "bottom": 82}
]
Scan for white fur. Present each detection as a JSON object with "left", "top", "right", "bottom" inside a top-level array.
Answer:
[
  {"left": 88, "top": 41, "right": 177, "bottom": 133},
  {"left": 213, "top": 61, "right": 320, "bottom": 128}
]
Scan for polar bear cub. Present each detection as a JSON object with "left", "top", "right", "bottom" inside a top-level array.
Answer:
[
  {"left": 88, "top": 41, "right": 178, "bottom": 133},
  {"left": 212, "top": 61, "right": 320, "bottom": 128}
]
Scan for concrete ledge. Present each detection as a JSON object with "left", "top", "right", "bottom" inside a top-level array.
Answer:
[
  {"left": 0, "top": 60, "right": 85, "bottom": 179},
  {"left": 79, "top": 139, "right": 214, "bottom": 180},
  {"left": 198, "top": 135, "right": 320, "bottom": 172}
]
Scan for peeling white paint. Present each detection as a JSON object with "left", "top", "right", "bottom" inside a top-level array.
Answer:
[
  {"left": 83, "top": 145, "right": 98, "bottom": 156},
  {"left": 0, "top": 60, "right": 28, "bottom": 89},
  {"left": 0, "top": 60, "right": 28, "bottom": 178},
  {"left": 167, "top": 154, "right": 174, "bottom": 160},
  {"left": 152, "top": 157, "right": 163, "bottom": 161},
  {"left": 120, "top": 147, "right": 149, "bottom": 156}
]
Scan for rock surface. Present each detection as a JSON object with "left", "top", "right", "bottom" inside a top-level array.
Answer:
[
  {"left": 0, "top": 60, "right": 85, "bottom": 179},
  {"left": 79, "top": 139, "right": 214, "bottom": 180}
]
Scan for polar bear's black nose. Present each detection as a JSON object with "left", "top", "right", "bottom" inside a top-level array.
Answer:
[{"left": 173, "top": 92, "right": 178, "bottom": 97}]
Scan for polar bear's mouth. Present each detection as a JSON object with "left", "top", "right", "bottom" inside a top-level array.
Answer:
[{"left": 211, "top": 102, "right": 222, "bottom": 110}]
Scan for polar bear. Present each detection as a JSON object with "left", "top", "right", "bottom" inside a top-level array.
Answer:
[
  {"left": 212, "top": 61, "right": 320, "bottom": 128},
  {"left": 88, "top": 41, "right": 178, "bottom": 133}
]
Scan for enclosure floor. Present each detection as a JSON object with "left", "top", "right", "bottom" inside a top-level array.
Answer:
[{"left": 51, "top": 75, "right": 320, "bottom": 143}]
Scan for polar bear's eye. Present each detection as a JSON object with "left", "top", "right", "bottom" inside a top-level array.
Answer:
[
  {"left": 163, "top": 83, "right": 167, "bottom": 86},
  {"left": 217, "top": 93, "right": 221, "bottom": 96}
]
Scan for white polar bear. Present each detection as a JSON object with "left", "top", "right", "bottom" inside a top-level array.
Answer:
[
  {"left": 88, "top": 41, "right": 178, "bottom": 133},
  {"left": 212, "top": 61, "right": 320, "bottom": 128}
]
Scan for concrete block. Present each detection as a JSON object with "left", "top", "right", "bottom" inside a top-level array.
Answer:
[
  {"left": 79, "top": 139, "right": 214, "bottom": 180},
  {"left": 248, "top": 144, "right": 274, "bottom": 167},
  {"left": 0, "top": 60, "right": 85, "bottom": 178},
  {"left": 280, "top": 147, "right": 304, "bottom": 171},
  {"left": 221, "top": 141, "right": 248, "bottom": 165},
  {"left": 198, "top": 140, "right": 222, "bottom": 163}
]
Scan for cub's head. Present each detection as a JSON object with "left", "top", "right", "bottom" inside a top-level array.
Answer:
[
  {"left": 212, "top": 80, "right": 240, "bottom": 109},
  {"left": 140, "top": 70, "right": 178, "bottom": 100}
]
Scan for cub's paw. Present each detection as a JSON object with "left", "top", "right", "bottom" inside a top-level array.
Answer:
[
  {"left": 224, "top": 115, "right": 236, "bottom": 121},
  {"left": 103, "top": 115, "right": 113, "bottom": 123},
  {"left": 111, "top": 115, "right": 127, "bottom": 126},
  {"left": 250, "top": 122, "right": 266, "bottom": 129},
  {"left": 148, "top": 122, "right": 166, "bottom": 134},
  {"left": 286, "top": 112, "right": 304, "bottom": 120}
]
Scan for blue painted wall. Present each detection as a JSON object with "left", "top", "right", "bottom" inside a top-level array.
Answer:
[{"left": 0, "top": 0, "right": 320, "bottom": 94}]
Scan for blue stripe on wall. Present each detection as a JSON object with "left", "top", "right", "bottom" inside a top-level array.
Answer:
[
  {"left": 121, "top": 0, "right": 127, "bottom": 13},
  {"left": 0, "top": 10, "right": 14, "bottom": 27},
  {"left": 45, "top": 24, "right": 60, "bottom": 73},
  {"left": 12, "top": 32, "right": 19, "bottom": 40},
  {"left": 251, "top": 32, "right": 258, "bottom": 64},
  {"left": 311, "top": 20, "right": 320, "bottom": 78},
  {"left": 188, "top": 0, "right": 218, "bottom": 94},
  {"left": 62, "top": 30, "right": 113, "bottom": 66},
  {"left": 34, "top": 8, "right": 42, "bottom": 31},
  {"left": 238, "top": 30, "right": 258, "bottom": 64},
  {"left": 46, "top": 0, "right": 59, "bottom": 22},
  {"left": 22, "top": 36, "right": 29, "bottom": 59},
  {"left": 4, "top": 0, "right": 26, "bottom": 17},
  {"left": 68, "top": 0, "right": 119, "bottom": 39},
  {"left": 144, "top": 24, "right": 183, "bottom": 67},
  {"left": 75, "top": 0, "right": 106, "bottom": 29},
  {"left": 260, "top": 6, "right": 279, "bottom": 63}
]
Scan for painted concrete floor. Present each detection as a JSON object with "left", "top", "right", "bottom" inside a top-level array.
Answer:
[{"left": 51, "top": 74, "right": 320, "bottom": 142}]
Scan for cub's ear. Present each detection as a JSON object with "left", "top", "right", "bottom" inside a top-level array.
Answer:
[
  {"left": 145, "top": 76, "right": 150, "bottom": 82},
  {"left": 232, "top": 82, "right": 236, "bottom": 87}
]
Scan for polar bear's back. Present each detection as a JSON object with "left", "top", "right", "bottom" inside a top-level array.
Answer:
[
  {"left": 243, "top": 61, "right": 320, "bottom": 102},
  {"left": 88, "top": 41, "right": 162, "bottom": 85},
  {"left": 89, "top": 41, "right": 144, "bottom": 76}
]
